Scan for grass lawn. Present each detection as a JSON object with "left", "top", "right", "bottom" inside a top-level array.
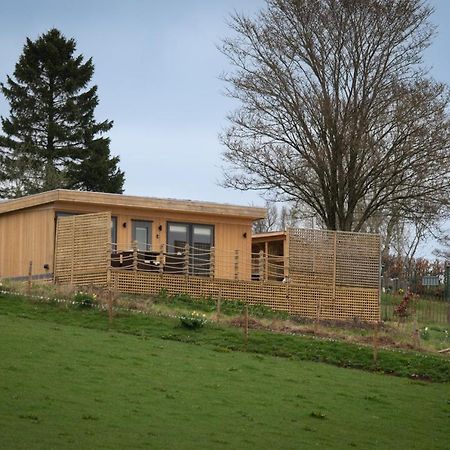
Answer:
[{"left": 1, "top": 295, "right": 450, "bottom": 449}]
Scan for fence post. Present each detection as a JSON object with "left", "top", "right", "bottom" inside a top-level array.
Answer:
[
  {"left": 258, "top": 250, "right": 264, "bottom": 282},
  {"left": 159, "top": 244, "right": 164, "bottom": 275},
  {"left": 332, "top": 232, "right": 337, "bottom": 301},
  {"left": 234, "top": 249, "right": 239, "bottom": 280},
  {"left": 217, "top": 297, "right": 221, "bottom": 323},
  {"left": 132, "top": 240, "right": 138, "bottom": 273},
  {"left": 446, "top": 264, "right": 450, "bottom": 324},
  {"left": 27, "top": 261, "right": 33, "bottom": 295},
  {"left": 244, "top": 304, "right": 249, "bottom": 351},
  {"left": 413, "top": 315, "right": 421, "bottom": 349},
  {"left": 210, "top": 246, "right": 215, "bottom": 278},
  {"left": 108, "top": 288, "right": 113, "bottom": 327},
  {"left": 184, "top": 243, "right": 190, "bottom": 276},
  {"left": 373, "top": 321, "right": 379, "bottom": 367}
]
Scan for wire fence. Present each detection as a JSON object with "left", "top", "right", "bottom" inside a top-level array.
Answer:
[{"left": 381, "top": 293, "right": 450, "bottom": 325}]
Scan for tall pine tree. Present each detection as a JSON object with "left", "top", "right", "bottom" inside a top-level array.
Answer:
[{"left": 0, "top": 28, "right": 124, "bottom": 198}]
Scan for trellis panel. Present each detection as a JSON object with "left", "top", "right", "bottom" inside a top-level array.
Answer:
[
  {"left": 288, "top": 228, "right": 380, "bottom": 290},
  {"left": 54, "top": 212, "right": 111, "bottom": 285},
  {"left": 110, "top": 271, "right": 380, "bottom": 322}
]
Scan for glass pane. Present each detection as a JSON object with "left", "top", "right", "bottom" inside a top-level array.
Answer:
[
  {"left": 168, "top": 223, "right": 188, "bottom": 253},
  {"left": 132, "top": 221, "right": 152, "bottom": 251},
  {"left": 135, "top": 227, "right": 148, "bottom": 251},
  {"left": 192, "top": 225, "right": 213, "bottom": 276}
]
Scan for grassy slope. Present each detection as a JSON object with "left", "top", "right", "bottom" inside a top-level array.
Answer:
[
  {"left": 1, "top": 295, "right": 449, "bottom": 382},
  {"left": 0, "top": 303, "right": 449, "bottom": 449}
]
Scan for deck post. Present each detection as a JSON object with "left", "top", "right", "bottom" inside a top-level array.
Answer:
[
  {"left": 184, "top": 243, "right": 190, "bottom": 276},
  {"left": 210, "top": 246, "right": 215, "bottom": 278},
  {"left": 132, "top": 240, "right": 138, "bottom": 273},
  {"left": 159, "top": 244, "right": 164, "bottom": 275},
  {"left": 258, "top": 250, "right": 264, "bottom": 282}
]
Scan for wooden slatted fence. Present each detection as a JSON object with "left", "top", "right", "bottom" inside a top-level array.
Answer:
[{"left": 53, "top": 214, "right": 381, "bottom": 322}]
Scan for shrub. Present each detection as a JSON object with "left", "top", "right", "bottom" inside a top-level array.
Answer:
[
  {"left": 179, "top": 311, "right": 207, "bottom": 329},
  {"left": 73, "top": 291, "right": 97, "bottom": 308},
  {"left": 394, "top": 291, "right": 413, "bottom": 319}
]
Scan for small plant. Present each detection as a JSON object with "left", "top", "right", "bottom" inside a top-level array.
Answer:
[
  {"left": 394, "top": 290, "right": 413, "bottom": 319},
  {"left": 179, "top": 311, "right": 207, "bottom": 329},
  {"left": 73, "top": 291, "right": 97, "bottom": 308},
  {"left": 420, "top": 327, "right": 430, "bottom": 341},
  {"left": 157, "top": 288, "right": 168, "bottom": 301}
]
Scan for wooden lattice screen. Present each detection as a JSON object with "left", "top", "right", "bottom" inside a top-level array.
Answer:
[
  {"left": 288, "top": 228, "right": 380, "bottom": 321},
  {"left": 54, "top": 212, "right": 111, "bottom": 286},
  {"left": 54, "top": 216, "right": 380, "bottom": 322}
]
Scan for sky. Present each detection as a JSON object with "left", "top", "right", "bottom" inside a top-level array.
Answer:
[
  {"left": 0, "top": 0, "right": 449, "bottom": 252},
  {"left": 0, "top": 0, "right": 265, "bottom": 206}
]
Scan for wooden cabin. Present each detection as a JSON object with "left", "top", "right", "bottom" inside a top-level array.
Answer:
[
  {"left": 0, "top": 189, "right": 265, "bottom": 280},
  {"left": 251, "top": 231, "right": 287, "bottom": 281}
]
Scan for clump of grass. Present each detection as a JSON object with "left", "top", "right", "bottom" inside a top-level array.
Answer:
[
  {"left": 154, "top": 290, "right": 289, "bottom": 319},
  {"left": 82, "top": 414, "right": 99, "bottom": 421}
]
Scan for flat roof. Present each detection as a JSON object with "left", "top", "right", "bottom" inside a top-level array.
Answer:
[
  {"left": 252, "top": 231, "right": 287, "bottom": 240},
  {"left": 0, "top": 189, "right": 266, "bottom": 220}
]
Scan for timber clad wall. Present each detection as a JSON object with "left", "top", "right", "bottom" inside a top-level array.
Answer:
[{"left": 0, "top": 207, "right": 55, "bottom": 278}]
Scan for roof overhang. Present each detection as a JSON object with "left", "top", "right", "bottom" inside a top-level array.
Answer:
[
  {"left": 252, "top": 231, "right": 287, "bottom": 241},
  {"left": 0, "top": 189, "right": 267, "bottom": 221}
]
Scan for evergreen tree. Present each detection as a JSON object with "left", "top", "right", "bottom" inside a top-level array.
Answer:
[{"left": 0, "top": 28, "right": 124, "bottom": 198}]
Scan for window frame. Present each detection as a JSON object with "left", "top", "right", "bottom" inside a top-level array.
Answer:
[{"left": 131, "top": 219, "right": 153, "bottom": 251}]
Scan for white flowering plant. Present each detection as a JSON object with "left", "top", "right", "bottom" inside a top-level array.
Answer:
[
  {"left": 73, "top": 291, "right": 97, "bottom": 308},
  {"left": 420, "top": 326, "right": 430, "bottom": 341},
  {"left": 179, "top": 311, "right": 207, "bottom": 329}
]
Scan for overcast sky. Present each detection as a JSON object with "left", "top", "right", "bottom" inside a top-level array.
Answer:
[{"left": 0, "top": 0, "right": 449, "bottom": 217}]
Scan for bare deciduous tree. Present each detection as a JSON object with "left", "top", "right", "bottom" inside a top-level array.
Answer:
[
  {"left": 253, "top": 200, "right": 279, "bottom": 233},
  {"left": 253, "top": 200, "right": 303, "bottom": 233},
  {"left": 220, "top": 0, "right": 450, "bottom": 231}
]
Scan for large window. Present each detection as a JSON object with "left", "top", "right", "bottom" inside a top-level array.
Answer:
[
  {"left": 167, "top": 222, "right": 214, "bottom": 275},
  {"left": 132, "top": 220, "right": 152, "bottom": 251}
]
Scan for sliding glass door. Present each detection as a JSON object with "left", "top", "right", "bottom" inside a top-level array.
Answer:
[{"left": 167, "top": 222, "right": 214, "bottom": 276}]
